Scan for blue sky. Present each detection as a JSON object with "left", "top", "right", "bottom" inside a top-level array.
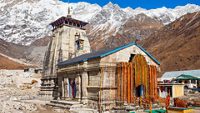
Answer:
[{"left": 62, "top": 0, "right": 200, "bottom": 9}]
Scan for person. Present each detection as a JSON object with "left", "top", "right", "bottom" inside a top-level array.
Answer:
[
  {"left": 71, "top": 79, "right": 76, "bottom": 98},
  {"left": 166, "top": 93, "right": 170, "bottom": 109}
]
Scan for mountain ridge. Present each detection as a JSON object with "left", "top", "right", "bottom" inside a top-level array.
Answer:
[
  {"left": 0, "top": 1, "right": 200, "bottom": 71},
  {"left": 0, "top": 0, "right": 199, "bottom": 45}
]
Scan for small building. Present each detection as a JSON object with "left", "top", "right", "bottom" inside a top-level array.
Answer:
[
  {"left": 161, "top": 70, "right": 200, "bottom": 89},
  {"left": 34, "top": 68, "right": 43, "bottom": 74},
  {"left": 173, "top": 74, "right": 200, "bottom": 89},
  {"left": 24, "top": 68, "right": 42, "bottom": 74},
  {"left": 24, "top": 68, "right": 35, "bottom": 73},
  {"left": 158, "top": 83, "right": 185, "bottom": 98}
]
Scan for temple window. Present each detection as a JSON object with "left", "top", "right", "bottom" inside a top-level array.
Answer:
[{"left": 75, "top": 33, "right": 84, "bottom": 50}]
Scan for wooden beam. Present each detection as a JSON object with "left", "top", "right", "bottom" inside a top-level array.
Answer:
[
  {"left": 124, "top": 63, "right": 127, "bottom": 102},
  {"left": 122, "top": 63, "right": 124, "bottom": 102},
  {"left": 130, "top": 63, "right": 134, "bottom": 103},
  {"left": 127, "top": 63, "right": 131, "bottom": 103}
]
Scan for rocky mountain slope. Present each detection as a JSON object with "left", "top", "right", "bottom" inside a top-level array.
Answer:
[
  {"left": 0, "top": 38, "right": 46, "bottom": 67},
  {"left": 0, "top": 38, "right": 26, "bottom": 58},
  {"left": 0, "top": 53, "right": 28, "bottom": 69},
  {"left": 88, "top": 13, "right": 163, "bottom": 50},
  {"left": 0, "top": 0, "right": 199, "bottom": 46},
  {"left": 142, "top": 11, "right": 200, "bottom": 74}
]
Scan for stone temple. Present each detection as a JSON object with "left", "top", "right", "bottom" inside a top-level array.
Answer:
[
  {"left": 40, "top": 10, "right": 91, "bottom": 100},
  {"left": 40, "top": 8, "right": 161, "bottom": 111}
]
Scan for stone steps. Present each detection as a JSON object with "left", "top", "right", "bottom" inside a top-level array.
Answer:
[
  {"left": 46, "top": 100, "right": 80, "bottom": 109},
  {"left": 46, "top": 102, "right": 71, "bottom": 109}
]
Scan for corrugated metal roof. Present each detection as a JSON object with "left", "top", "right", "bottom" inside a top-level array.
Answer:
[
  {"left": 161, "top": 70, "right": 200, "bottom": 81},
  {"left": 58, "top": 49, "right": 112, "bottom": 68},
  {"left": 58, "top": 42, "right": 160, "bottom": 68}
]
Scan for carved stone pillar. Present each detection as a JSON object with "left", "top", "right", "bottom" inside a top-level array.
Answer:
[
  {"left": 81, "top": 71, "right": 88, "bottom": 103},
  {"left": 62, "top": 78, "right": 65, "bottom": 99}
]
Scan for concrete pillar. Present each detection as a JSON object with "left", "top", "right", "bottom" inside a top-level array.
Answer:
[
  {"left": 172, "top": 86, "right": 174, "bottom": 98},
  {"left": 189, "top": 80, "right": 191, "bottom": 84}
]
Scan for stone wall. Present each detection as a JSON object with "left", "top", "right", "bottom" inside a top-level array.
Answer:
[
  {"left": 87, "top": 67, "right": 117, "bottom": 110},
  {"left": 101, "top": 45, "right": 159, "bottom": 69}
]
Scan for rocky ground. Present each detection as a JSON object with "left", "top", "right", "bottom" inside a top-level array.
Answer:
[
  {"left": 0, "top": 70, "right": 69, "bottom": 113},
  {"left": 180, "top": 91, "right": 200, "bottom": 107},
  {"left": 0, "top": 69, "right": 199, "bottom": 113}
]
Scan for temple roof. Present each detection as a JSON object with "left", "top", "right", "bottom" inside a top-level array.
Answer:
[
  {"left": 50, "top": 16, "right": 88, "bottom": 29},
  {"left": 58, "top": 42, "right": 160, "bottom": 68}
]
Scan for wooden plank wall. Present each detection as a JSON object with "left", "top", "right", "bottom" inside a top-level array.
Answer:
[{"left": 116, "top": 54, "right": 158, "bottom": 105}]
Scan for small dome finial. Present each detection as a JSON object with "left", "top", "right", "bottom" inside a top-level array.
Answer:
[{"left": 67, "top": 7, "right": 71, "bottom": 17}]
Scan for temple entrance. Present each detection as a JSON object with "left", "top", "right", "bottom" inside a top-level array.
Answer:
[
  {"left": 69, "top": 78, "right": 77, "bottom": 98},
  {"left": 117, "top": 54, "right": 158, "bottom": 105},
  {"left": 62, "top": 77, "right": 80, "bottom": 100},
  {"left": 63, "top": 77, "right": 80, "bottom": 99}
]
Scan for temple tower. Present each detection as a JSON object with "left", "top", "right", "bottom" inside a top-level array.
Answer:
[{"left": 40, "top": 8, "right": 91, "bottom": 99}]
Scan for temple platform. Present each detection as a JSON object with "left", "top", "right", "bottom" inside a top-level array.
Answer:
[
  {"left": 46, "top": 100, "right": 80, "bottom": 109},
  {"left": 46, "top": 100, "right": 99, "bottom": 112}
]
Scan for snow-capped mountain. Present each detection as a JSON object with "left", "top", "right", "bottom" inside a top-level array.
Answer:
[
  {"left": 0, "top": 0, "right": 101, "bottom": 45},
  {"left": 88, "top": 2, "right": 129, "bottom": 41},
  {"left": 124, "top": 4, "right": 200, "bottom": 25},
  {"left": 0, "top": 0, "right": 200, "bottom": 45}
]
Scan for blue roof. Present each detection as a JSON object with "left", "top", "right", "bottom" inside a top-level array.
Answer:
[{"left": 58, "top": 42, "right": 160, "bottom": 68}]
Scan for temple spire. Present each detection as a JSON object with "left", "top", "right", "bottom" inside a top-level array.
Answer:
[{"left": 67, "top": 0, "right": 72, "bottom": 18}]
